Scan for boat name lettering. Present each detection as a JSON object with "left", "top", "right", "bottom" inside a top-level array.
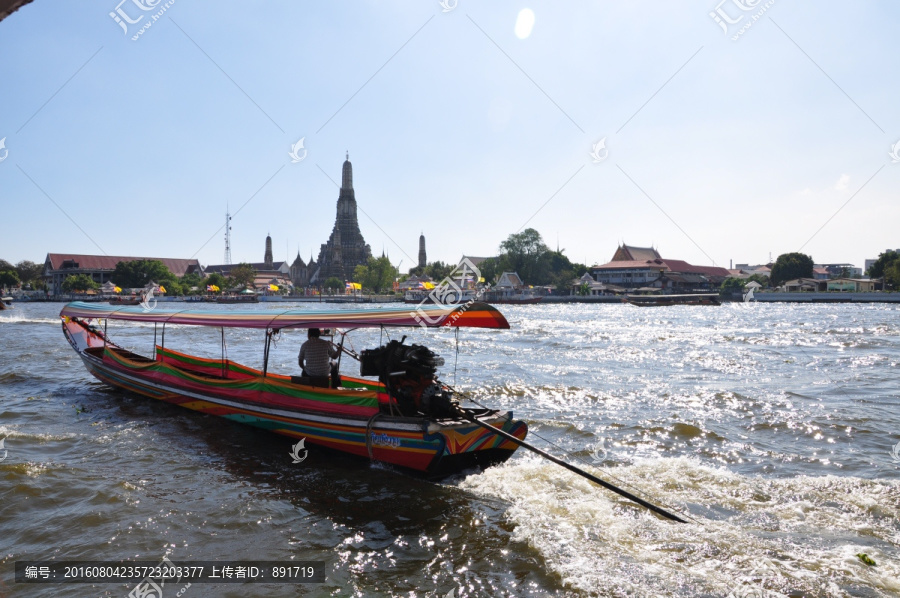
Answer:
[{"left": 371, "top": 433, "right": 401, "bottom": 448}]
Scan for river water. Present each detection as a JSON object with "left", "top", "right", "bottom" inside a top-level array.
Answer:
[{"left": 1, "top": 301, "right": 898, "bottom": 597}]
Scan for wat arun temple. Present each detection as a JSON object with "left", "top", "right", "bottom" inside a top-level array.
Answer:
[{"left": 308, "top": 154, "right": 372, "bottom": 284}]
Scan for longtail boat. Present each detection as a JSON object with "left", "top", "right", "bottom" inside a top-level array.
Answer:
[
  {"left": 59, "top": 301, "right": 527, "bottom": 478},
  {"left": 624, "top": 293, "right": 721, "bottom": 307},
  {"left": 107, "top": 296, "right": 141, "bottom": 305}
]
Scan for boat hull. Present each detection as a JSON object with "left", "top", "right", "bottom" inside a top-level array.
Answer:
[
  {"left": 487, "top": 297, "right": 543, "bottom": 305},
  {"left": 62, "top": 320, "right": 526, "bottom": 477},
  {"left": 107, "top": 298, "right": 141, "bottom": 305},
  {"left": 215, "top": 296, "right": 259, "bottom": 304}
]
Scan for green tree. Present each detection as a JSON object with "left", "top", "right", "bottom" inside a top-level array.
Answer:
[
  {"left": 498, "top": 228, "right": 550, "bottom": 284},
  {"left": 720, "top": 277, "right": 746, "bottom": 291},
  {"left": 477, "top": 257, "right": 499, "bottom": 285},
  {"left": 112, "top": 260, "right": 175, "bottom": 288},
  {"left": 770, "top": 252, "right": 814, "bottom": 285},
  {"left": 0, "top": 270, "right": 21, "bottom": 290},
  {"left": 747, "top": 273, "right": 770, "bottom": 288},
  {"left": 61, "top": 274, "right": 98, "bottom": 293},
  {"left": 359, "top": 256, "right": 397, "bottom": 293},
  {"left": 206, "top": 272, "right": 226, "bottom": 292},
  {"left": 227, "top": 263, "right": 256, "bottom": 290},
  {"left": 180, "top": 272, "right": 204, "bottom": 294},
  {"left": 0, "top": 259, "right": 13, "bottom": 272},
  {"left": 425, "top": 261, "right": 453, "bottom": 282},
  {"left": 543, "top": 250, "right": 588, "bottom": 291},
  {"left": 866, "top": 250, "right": 899, "bottom": 279},
  {"left": 885, "top": 261, "right": 900, "bottom": 290},
  {"left": 352, "top": 264, "right": 368, "bottom": 285},
  {"left": 323, "top": 277, "right": 343, "bottom": 294},
  {"left": 15, "top": 260, "right": 43, "bottom": 284},
  {"left": 543, "top": 251, "right": 571, "bottom": 274},
  {"left": 159, "top": 280, "right": 182, "bottom": 295},
  {"left": 494, "top": 228, "right": 550, "bottom": 284},
  {"left": 409, "top": 261, "right": 454, "bottom": 282}
]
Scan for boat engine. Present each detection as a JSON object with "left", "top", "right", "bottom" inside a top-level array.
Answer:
[{"left": 360, "top": 338, "right": 458, "bottom": 417}]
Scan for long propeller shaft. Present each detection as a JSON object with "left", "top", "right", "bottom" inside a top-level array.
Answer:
[{"left": 460, "top": 410, "right": 688, "bottom": 524}]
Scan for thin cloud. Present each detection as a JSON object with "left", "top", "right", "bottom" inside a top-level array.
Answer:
[{"left": 835, "top": 174, "right": 850, "bottom": 191}]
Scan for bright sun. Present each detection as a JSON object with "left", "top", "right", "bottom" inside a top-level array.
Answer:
[{"left": 514, "top": 8, "right": 535, "bottom": 39}]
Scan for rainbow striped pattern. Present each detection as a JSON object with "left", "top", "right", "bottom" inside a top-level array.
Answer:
[
  {"left": 61, "top": 319, "right": 526, "bottom": 475},
  {"left": 59, "top": 301, "right": 510, "bottom": 329}
]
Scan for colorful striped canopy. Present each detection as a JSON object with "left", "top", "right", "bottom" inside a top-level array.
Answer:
[{"left": 59, "top": 301, "right": 510, "bottom": 330}]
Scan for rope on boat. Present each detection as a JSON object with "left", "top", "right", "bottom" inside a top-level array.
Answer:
[{"left": 365, "top": 412, "right": 382, "bottom": 461}]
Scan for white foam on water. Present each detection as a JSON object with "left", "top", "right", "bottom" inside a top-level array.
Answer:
[
  {"left": 0, "top": 425, "right": 80, "bottom": 443},
  {"left": 459, "top": 455, "right": 900, "bottom": 597},
  {"left": 0, "top": 313, "right": 60, "bottom": 325}
]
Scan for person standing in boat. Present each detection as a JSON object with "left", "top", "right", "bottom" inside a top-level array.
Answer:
[{"left": 298, "top": 328, "right": 340, "bottom": 386}]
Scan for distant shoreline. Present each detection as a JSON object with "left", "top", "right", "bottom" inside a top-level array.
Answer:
[{"left": 9, "top": 291, "right": 900, "bottom": 305}]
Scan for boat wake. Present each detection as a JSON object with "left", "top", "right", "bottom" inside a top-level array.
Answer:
[
  {"left": 0, "top": 314, "right": 61, "bottom": 325},
  {"left": 460, "top": 455, "right": 900, "bottom": 597}
]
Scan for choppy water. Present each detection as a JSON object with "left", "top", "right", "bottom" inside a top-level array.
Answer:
[{"left": 1, "top": 301, "right": 898, "bottom": 597}]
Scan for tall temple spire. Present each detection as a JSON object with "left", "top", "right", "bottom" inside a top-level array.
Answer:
[
  {"left": 341, "top": 154, "right": 353, "bottom": 190},
  {"left": 315, "top": 154, "right": 371, "bottom": 283},
  {"left": 418, "top": 232, "right": 427, "bottom": 268},
  {"left": 264, "top": 233, "right": 273, "bottom": 269}
]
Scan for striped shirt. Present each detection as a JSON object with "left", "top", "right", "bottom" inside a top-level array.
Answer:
[{"left": 298, "top": 337, "right": 338, "bottom": 377}]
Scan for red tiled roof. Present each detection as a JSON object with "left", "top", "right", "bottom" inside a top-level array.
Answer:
[
  {"left": 591, "top": 258, "right": 730, "bottom": 278},
  {"left": 45, "top": 254, "right": 201, "bottom": 277},
  {"left": 659, "top": 259, "right": 730, "bottom": 277}
]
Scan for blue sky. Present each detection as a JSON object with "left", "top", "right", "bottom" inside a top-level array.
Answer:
[{"left": 1, "top": 0, "right": 897, "bottom": 271}]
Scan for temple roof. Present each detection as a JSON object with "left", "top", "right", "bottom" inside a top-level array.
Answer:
[
  {"left": 611, "top": 244, "right": 662, "bottom": 262},
  {"left": 591, "top": 258, "right": 729, "bottom": 278}
]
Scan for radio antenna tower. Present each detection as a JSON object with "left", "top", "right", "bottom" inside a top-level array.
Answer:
[{"left": 224, "top": 207, "right": 233, "bottom": 265}]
